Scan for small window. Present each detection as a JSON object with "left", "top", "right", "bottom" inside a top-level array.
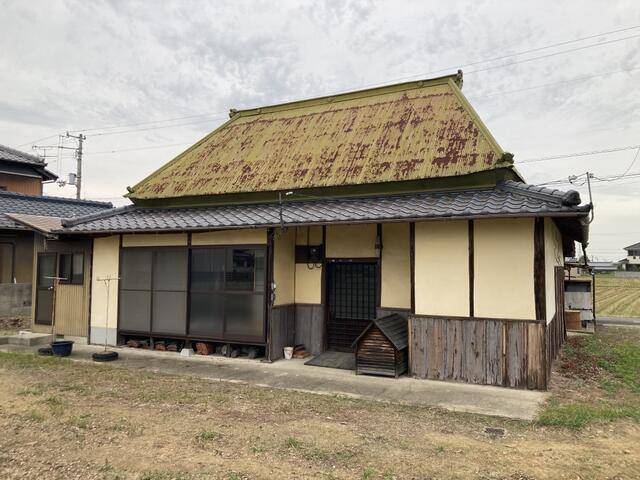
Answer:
[
  {"left": 59, "top": 253, "right": 84, "bottom": 284},
  {"left": 72, "top": 253, "right": 84, "bottom": 284}
]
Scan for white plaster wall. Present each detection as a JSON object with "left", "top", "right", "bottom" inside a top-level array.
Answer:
[
  {"left": 414, "top": 220, "right": 469, "bottom": 317},
  {"left": 474, "top": 218, "right": 535, "bottom": 320},
  {"left": 90, "top": 235, "right": 120, "bottom": 345}
]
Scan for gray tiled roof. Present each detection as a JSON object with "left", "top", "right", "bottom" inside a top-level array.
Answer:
[
  {"left": 0, "top": 191, "right": 113, "bottom": 230},
  {"left": 624, "top": 242, "right": 640, "bottom": 251},
  {"left": 60, "top": 181, "right": 590, "bottom": 234},
  {"left": 0, "top": 144, "right": 46, "bottom": 166}
]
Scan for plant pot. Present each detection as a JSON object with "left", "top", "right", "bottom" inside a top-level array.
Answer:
[
  {"left": 284, "top": 346, "right": 293, "bottom": 360},
  {"left": 50, "top": 340, "right": 74, "bottom": 357}
]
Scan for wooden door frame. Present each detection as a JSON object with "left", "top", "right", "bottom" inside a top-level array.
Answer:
[
  {"left": 34, "top": 252, "right": 57, "bottom": 325},
  {"left": 323, "top": 258, "right": 379, "bottom": 352}
]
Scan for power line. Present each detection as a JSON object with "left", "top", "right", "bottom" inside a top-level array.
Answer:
[
  {"left": 518, "top": 144, "right": 640, "bottom": 164},
  {"left": 465, "top": 33, "right": 640, "bottom": 75},
  {"left": 309, "top": 25, "right": 640, "bottom": 95},
  {"left": 617, "top": 147, "right": 640, "bottom": 177},
  {"left": 85, "top": 142, "right": 191, "bottom": 155},
  {"left": 21, "top": 63, "right": 640, "bottom": 148},
  {"left": 72, "top": 111, "right": 227, "bottom": 134},
  {"left": 14, "top": 134, "right": 59, "bottom": 149},
  {"left": 537, "top": 171, "right": 640, "bottom": 187},
  {"left": 85, "top": 115, "right": 227, "bottom": 138},
  {"left": 468, "top": 66, "right": 640, "bottom": 100},
  {"left": 14, "top": 25, "right": 640, "bottom": 147}
]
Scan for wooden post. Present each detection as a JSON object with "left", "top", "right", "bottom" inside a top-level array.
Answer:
[
  {"left": 409, "top": 222, "right": 415, "bottom": 314},
  {"left": 468, "top": 220, "right": 474, "bottom": 317},
  {"left": 534, "top": 218, "right": 546, "bottom": 323}
]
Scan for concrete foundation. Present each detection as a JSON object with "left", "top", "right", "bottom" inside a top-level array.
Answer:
[{"left": 90, "top": 327, "right": 117, "bottom": 346}]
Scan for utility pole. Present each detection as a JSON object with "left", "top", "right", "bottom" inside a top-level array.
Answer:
[{"left": 66, "top": 132, "right": 85, "bottom": 199}]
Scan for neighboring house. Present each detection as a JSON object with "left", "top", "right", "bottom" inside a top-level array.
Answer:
[
  {"left": 0, "top": 144, "right": 112, "bottom": 319},
  {"left": 620, "top": 242, "right": 640, "bottom": 271},
  {"left": 0, "top": 144, "right": 57, "bottom": 194},
  {"left": 588, "top": 261, "right": 618, "bottom": 273},
  {"left": 53, "top": 72, "right": 590, "bottom": 389}
]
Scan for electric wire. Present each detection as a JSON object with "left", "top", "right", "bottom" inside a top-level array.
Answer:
[{"left": 14, "top": 25, "right": 640, "bottom": 147}]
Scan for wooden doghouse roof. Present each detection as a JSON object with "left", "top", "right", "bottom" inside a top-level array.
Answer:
[{"left": 352, "top": 314, "right": 408, "bottom": 350}]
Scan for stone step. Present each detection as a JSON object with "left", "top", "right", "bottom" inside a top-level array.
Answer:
[{"left": 3, "top": 332, "right": 53, "bottom": 346}]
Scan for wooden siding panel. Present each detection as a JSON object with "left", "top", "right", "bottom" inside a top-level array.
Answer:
[
  {"left": 485, "top": 320, "right": 503, "bottom": 385},
  {"left": 444, "top": 319, "right": 464, "bottom": 381},
  {"left": 294, "top": 304, "right": 325, "bottom": 355},
  {"left": 425, "top": 318, "right": 445, "bottom": 379},
  {"left": 505, "top": 322, "right": 527, "bottom": 388},
  {"left": 54, "top": 285, "right": 87, "bottom": 337},
  {"left": 0, "top": 173, "right": 42, "bottom": 195},
  {"left": 463, "top": 320, "right": 486, "bottom": 384},
  {"left": 410, "top": 315, "right": 547, "bottom": 390},
  {"left": 527, "top": 323, "right": 546, "bottom": 389},
  {"left": 268, "top": 304, "right": 295, "bottom": 361}
]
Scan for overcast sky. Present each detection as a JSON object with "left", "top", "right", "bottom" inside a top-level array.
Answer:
[{"left": 1, "top": 0, "right": 639, "bottom": 259}]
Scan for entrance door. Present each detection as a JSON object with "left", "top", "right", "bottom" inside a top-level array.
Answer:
[
  {"left": 35, "top": 253, "right": 56, "bottom": 325},
  {"left": 326, "top": 261, "right": 377, "bottom": 351}
]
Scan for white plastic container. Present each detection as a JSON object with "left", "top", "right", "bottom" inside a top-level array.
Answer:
[{"left": 284, "top": 346, "right": 293, "bottom": 360}]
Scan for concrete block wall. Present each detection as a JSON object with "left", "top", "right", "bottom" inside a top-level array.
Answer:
[{"left": 0, "top": 283, "right": 32, "bottom": 318}]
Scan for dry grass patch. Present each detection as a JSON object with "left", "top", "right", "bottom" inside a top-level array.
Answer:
[{"left": 0, "top": 337, "right": 639, "bottom": 479}]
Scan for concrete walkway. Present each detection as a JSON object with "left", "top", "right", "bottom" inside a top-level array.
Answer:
[{"left": 1, "top": 343, "right": 547, "bottom": 421}]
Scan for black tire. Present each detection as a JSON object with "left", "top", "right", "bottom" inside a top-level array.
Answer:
[
  {"left": 92, "top": 351, "right": 119, "bottom": 362},
  {"left": 38, "top": 347, "right": 53, "bottom": 356}
]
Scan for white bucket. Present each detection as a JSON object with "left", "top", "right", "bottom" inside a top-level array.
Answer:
[{"left": 284, "top": 346, "right": 294, "bottom": 360}]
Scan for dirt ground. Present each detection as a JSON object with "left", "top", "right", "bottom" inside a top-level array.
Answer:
[
  {"left": 0, "top": 316, "right": 29, "bottom": 336},
  {"left": 0, "top": 330, "right": 638, "bottom": 479}
]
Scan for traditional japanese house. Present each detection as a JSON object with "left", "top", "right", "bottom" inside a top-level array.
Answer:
[{"left": 53, "top": 72, "right": 591, "bottom": 389}]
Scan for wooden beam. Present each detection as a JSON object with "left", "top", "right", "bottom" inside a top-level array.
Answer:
[
  {"left": 409, "top": 222, "right": 415, "bottom": 314},
  {"left": 376, "top": 223, "right": 382, "bottom": 308},
  {"left": 265, "top": 227, "right": 275, "bottom": 361},
  {"left": 534, "top": 218, "right": 546, "bottom": 323},
  {"left": 468, "top": 220, "right": 474, "bottom": 317}
]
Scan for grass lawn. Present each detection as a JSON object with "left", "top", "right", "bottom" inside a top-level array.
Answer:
[
  {"left": 0, "top": 328, "right": 638, "bottom": 479},
  {"left": 594, "top": 274, "right": 640, "bottom": 317},
  {"left": 539, "top": 327, "right": 640, "bottom": 430}
]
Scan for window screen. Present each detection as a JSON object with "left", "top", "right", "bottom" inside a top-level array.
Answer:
[
  {"left": 152, "top": 249, "right": 188, "bottom": 335},
  {"left": 120, "top": 249, "right": 152, "bottom": 332},
  {"left": 59, "top": 254, "right": 72, "bottom": 283},
  {"left": 59, "top": 253, "right": 84, "bottom": 285},
  {"left": 188, "top": 247, "right": 266, "bottom": 342},
  {"left": 119, "top": 248, "right": 188, "bottom": 335},
  {"left": 72, "top": 253, "right": 84, "bottom": 284},
  {"left": 121, "top": 250, "right": 152, "bottom": 290}
]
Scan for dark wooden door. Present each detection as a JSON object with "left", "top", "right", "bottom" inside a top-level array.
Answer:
[
  {"left": 326, "top": 261, "right": 377, "bottom": 352},
  {"left": 35, "top": 253, "right": 56, "bottom": 325}
]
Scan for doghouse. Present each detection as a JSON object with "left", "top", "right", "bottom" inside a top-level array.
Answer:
[{"left": 352, "top": 314, "right": 408, "bottom": 378}]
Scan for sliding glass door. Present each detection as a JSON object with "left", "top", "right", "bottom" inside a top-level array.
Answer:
[
  {"left": 118, "top": 245, "right": 266, "bottom": 343},
  {"left": 189, "top": 247, "right": 266, "bottom": 343},
  {"left": 119, "top": 248, "right": 188, "bottom": 335}
]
